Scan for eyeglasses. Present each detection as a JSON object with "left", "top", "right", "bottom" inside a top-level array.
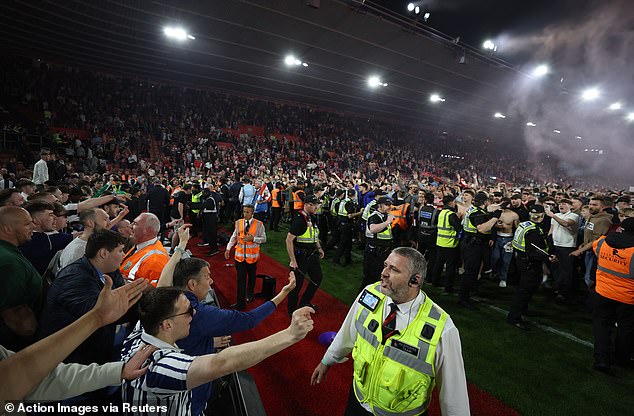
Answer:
[{"left": 165, "top": 304, "right": 195, "bottom": 319}]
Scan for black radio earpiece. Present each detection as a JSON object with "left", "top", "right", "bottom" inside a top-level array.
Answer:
[{"left": 409, "top": 274, "right": 420, "bottom": 286}]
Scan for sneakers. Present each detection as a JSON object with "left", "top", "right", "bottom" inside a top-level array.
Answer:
[{"left": 499, "top": 280, "right": 507, "bottom": 288}]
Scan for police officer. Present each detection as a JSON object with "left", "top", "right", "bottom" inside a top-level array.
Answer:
[
  {"left": 201, "top": 187, "right": 219, "bottom": 256},
  {"left": 459, "top": 192, "right": 501, "bottom": 310},
  {"left": 361, "top": 196, "right": 394, "bottom": 291},
  {"left": 360, "top": 190, "right": 386, "bottom": 247},
  {"left": 507, "top": 205, "right": 558, "bottom": 330},
  {"left": 190, "top": 183, "right": 203, "bottom": 237},
  {"left": 325, "top": 188, "right": 344, "bottom": 252},
  {"left": 286, "top": 194, "right": 324, "bottom": 315},
  {"left": 332, "top": 189, "right": 358, "bottom": 266},
  {"left": 432, "top": 195, "right": 462, "bottom": 293},
  {"left": 414, "top": 192, "right": 439, "bottom": 282}
]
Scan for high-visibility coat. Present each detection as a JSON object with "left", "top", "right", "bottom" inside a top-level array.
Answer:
[
  {"left": 292, "top": 190, "right": 304, "bottom": 211},
  {"left": 120, "top": 239, "right": 169, "bottom": 287},
  {"left": 234, "top": 219, "right": 263, "bottom": 264},
  {"left": 436, "top": 209, "right": 459, "bottom": 248},
  {"left": 169, "top": 186, "right": 182, "bottom": 206},
  {"left": 352, "top": 283, "right": 447, "bottom": 416},
  {"left": 271, "top": 188, "right": 282, "bottom": 208},
  {"left": 390, "top": 203, "right": 410, "bottom": 230},
  {"left": 594, "top": 236, "right": 634, "bottom": 305}
]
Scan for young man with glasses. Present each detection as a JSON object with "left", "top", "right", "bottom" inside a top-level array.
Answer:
[{"left": 121, "top": 288, "right": 314, "bottom": 416}]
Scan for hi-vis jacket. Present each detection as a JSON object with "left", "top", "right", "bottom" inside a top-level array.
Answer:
[
  {"left": 120, "top": 239, "right": 169, "bottom": 287},
  {"left": 352, "top": 284, "right": 448, "bottom": 416}
]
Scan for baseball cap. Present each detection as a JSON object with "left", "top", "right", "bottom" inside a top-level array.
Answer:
[
  {"left": 304, "top": 194, "right": 321, "bottom": 205},
  {"left": 529, "top": 205, "right": 545, "bottom": 214},
  {"left": 377, "top": 196, "right": 393, "bottom": 205},
  {"left": 621, "top": 217, "right": 634, "bottom": 233}
]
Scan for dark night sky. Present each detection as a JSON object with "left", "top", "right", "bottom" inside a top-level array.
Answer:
[{"left": 373, "top": 0, "right": 597, "bottom": 63}]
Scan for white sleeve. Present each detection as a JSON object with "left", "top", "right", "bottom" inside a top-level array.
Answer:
[
  {"left": 434, "top": 317, "right": 471, "bottom": 416},
  {"left": 321, "top": 295, "right": 363, "bottom": 366}
]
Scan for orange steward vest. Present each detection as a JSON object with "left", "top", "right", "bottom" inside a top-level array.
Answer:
[
  {"left": 120, "top": 239, "right": 169, "bottom": 287},
  {"left": 594, "top": 236, "right": 634, "bottom": 305},
  {"left": 234, "top": 218, "right": 263, "bottom": 264},
  {"left": 170, "top": 186, "right": 182, "bottom": 206},
  {"left": 293, "top": 191, "right": 304, "bottom": 211},
  {"left": 272, "top": 188, "right": 281, "bottom": 208},
  {"left": 390, "top": 203, "right": 410, "bottom": 230}
]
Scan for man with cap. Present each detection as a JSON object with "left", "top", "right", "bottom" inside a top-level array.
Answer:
[
  {"left": 286, "top": 194, "right": 325, "bottom": 315},
  {"left": 361, "top": 196, "right": 395, "bottom": 291},
  {"left": 591, "top": 217, "right": 634, "bottom": 373},
  {"left": 459, "top": 192, "right": 501, "bottom": 310},
  {"left": 332, "top": 189, "right": 359, "bottom": 266},
  {"left": 507, "top": 205, "right": 558, "bottom": 330},
  {"left": 433, "top": 195, "right": 463, "bottom": 293}
]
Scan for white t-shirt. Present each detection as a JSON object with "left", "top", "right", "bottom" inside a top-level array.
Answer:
[
  {"left": 552, "top": 211, "right": 579, "bottom": 248},
  {"left": 59, "top": 237, "right": 88, "bottom": 269}
]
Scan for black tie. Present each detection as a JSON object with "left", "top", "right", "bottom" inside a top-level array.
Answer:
[
  {"left": 381, "top": 303, "right": 399, "bottom": 343},
  {"left": 244, "top": 220, "right": 250, "bottom": 232}
]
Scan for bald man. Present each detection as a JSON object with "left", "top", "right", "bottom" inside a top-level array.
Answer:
[
  {"left": 120, "top": 213, "right": 169, "bottom": 286},
  {"left": 0, "top": 207, "right": 43, "bottom": 351}
]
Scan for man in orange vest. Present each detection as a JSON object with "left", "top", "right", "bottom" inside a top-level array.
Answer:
[
  {"left": 270, "top": 183, "right": 284, "bottom": 232},
  {"left": 591, "top": 217, "right": 634, "bottom": 374},
  {"left": 120, "top": 212, "right": 169, "bottom": 287},
  {"left": 225, "top": 204, "right": 267, "bottom": 310},
  {"left": 292, "top": 182, "right": 305, "bottom": 219}
]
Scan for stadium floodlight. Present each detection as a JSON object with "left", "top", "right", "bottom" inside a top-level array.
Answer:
[
  {"left": 429, "top": 93, "right": 445, "bottom": 103},
  {"left": 407, "top": 3, "right": 415, "bottom": 11},
  {"left": 493, "top": 112, "right": 506, "bottom": 119},
  {"left": 163, "top": 26, "right": 190, "bottom": 41},
  {"left": 414, "top": 6, "right": 420, "bottom": 14},
  {"left": 526, "top": 122, "right": 536, "bottom": 127},
  {"left": 187, "top": 34, "right": 196, "bottom": 40},
  {"left": 368, "top": 76, "right": 386, "bottom": 88},
  {"left": 576, "top": 136, "right": 582, "bottom": 140},
  {"left": 608, "top": 102, "right": 622, "bottom": 111},
  {"left": 302, "top": 62, "right": 308, "bottom": 67},
  {"left": 483, "top": 40, "right": 496, "bottom": 51},
  {"left": 553, "top": 129, "right": 561, "bottom": 134},
  {"left": 284, "top": 55, "right": 296, "bottom": 66},
  {"left": 627, "top": 112, "right": 634, "bottom": 122},
  {"left": 581, "top": 87, "right": 600, "bottom": 101},
  {"left": 533, "top": 64, "right": 549, "bottom": 77},
  {"left": 423, "top": 12, "right": 431, "bottom": 21}
]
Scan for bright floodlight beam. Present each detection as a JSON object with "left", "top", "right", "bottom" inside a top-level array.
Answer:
[
  {"left": 414, "top": 6, "right": 420, "bottom": 14},
  {"left": 533, "top": 64, "right": 549, "bottom": 77},
  {"left": 581, "top": 88, "right": 600, "bottom": 101},
  {"left": 407, "top": 3, "right": 415, "bottom": 11},
  {"left": 429, "top": 94, "right": 445, "bottom": 103},
  {"left": 494, "top": 112, "right": 506, "bottom": 119},
  {"left": 163, "top": 26, "right": 189, "bottom": 41},
  {"left": 483, "top": 40, "right": 496, "bottom": 50},
  {"left": 526, "top": 122, "right": 536, "bottom": 127},
  {"left": 627, "top": 112, "right": 634, "bottom": 122},
  {"left": 368, "top": 76, "right": 382, "bottom": 88},
  {"left": 284, "top": 55, "right": 295, "bottom": 66}
]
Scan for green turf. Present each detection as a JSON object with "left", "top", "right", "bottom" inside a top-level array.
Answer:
[{"left": 254, "top": 221, "right": 634, "bottom": 415}]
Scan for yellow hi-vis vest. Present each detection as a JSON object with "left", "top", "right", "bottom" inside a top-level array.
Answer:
[
  {"left": 462, "top": 206, "right": 490, "bottom": 235},
  {"left": 512, "top": 221, "right": 548, "bottom": 252},
  {"left": 191, "top": 192, "right": 202, "bottom": 214},
  {"left": 352, "top": 284, "right": 447, "bottom": 416},
  {"left": 365, "top": 211, "right": 393, "bottom": 241},
  {"left": 296, "top": 212, "right": 320, "bottom": 244},
  {"left": 362, "top": 200, "right": 378, "bottom": 221},
  {"left": 330, "top": 197, "right": 340, "bottom": 216},
  {"left": 436, "top": 209, "right": 459, "bottom": 248},
  {"left": 338, "top": 198, "right": 351, "bottom": 217}
]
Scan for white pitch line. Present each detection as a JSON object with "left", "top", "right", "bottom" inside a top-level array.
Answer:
[{"left": 487, "top": 305, "right": 593, "bottom": 348}]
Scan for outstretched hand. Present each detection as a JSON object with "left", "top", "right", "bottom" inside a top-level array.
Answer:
[
  {"left": 282, "top": 272, "right": 297, "bottom": 294},
  {"left": 93, "top": 276, "right": 147, "bottom": 327},
  {"left": 288, "top": 306, "right": 315, "bottom": 342}
]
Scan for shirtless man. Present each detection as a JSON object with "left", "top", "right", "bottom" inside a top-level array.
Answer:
[{"left": 491, "top": 198, "right": 519, "bottom": 287}]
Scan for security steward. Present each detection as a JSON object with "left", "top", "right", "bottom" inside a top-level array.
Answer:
[
  {"left": 269, "top": 182, "right": 284, "bottom": 231},
  {"left": 120, "top": 212, "right": 169, "bottom": 287},
  {"left": 292, "top": 181, "right": 306, "bottom": 219},
  {"left": 459, "top": 192, "right": 500, "bottom": 310},
  {"left": 311, "top": 247, "right": 470, "bottom": 416},
  {"left": 333, "top": 189, "right": 359, "bottom": 266},
  {"left": 286, "top": 194, "right": 325, "bottom": 315},
  {"left": 189, "top": 183, "right": 203, "bottom": 237},
  {"left": 507, "top": 205, "right": 558, "bottom": 330},
  {"left": 432, "top": 195, "right": 462, "bottom": 293},
  {"left": 201, "top": 187, "right": 220, "bottom": 256},
  {"left": 361, "top": 196, "right": 395, "bottom": 291},
  {"left": 591, "top": 217, "right": 634, "bottom": 373},
  {"left": 325, "top": 188, "right": 344, "bottom": 252},
  {"left": 360, "top": 190, "right": 386, "bottom": 247},
  {"left": 414, "top": 192, "right": 439, "bottom": 283}
]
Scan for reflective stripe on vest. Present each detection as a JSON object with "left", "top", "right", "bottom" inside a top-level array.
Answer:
[
  {"left": 296, "top": 215, "right": 319, "bottom": 244},
  {"left": 594, "top": 237, "right": 634, "bottom": 304},
  {"left": 390, "top": 204, "right": 409, "bottom": 230},
  {"left": 352, "top": 284, "right": 446, "bottom": 416},
  {"left": 436, "top": 209, "right": 458, "bottom": 248},
  {"left": 293, "top": 191, "right": 304, "bottom": 210},
  {"left": 272, "top": 188, "right": 281, "bottom": 208},
  {"left": 191, "top": 192, "right": 202, "bottom": 214},
  {"left": 512, "top": 221, "right": 548, "bottom": 252},
  {"left": 234, "top": 219, "right": 262, "bottom": 263},
  {"left": 463, "top": 206, "right": 488, "bottom": 234},
  {"left": 365, "top": 211, "right": 393, "bottom": 240},
  {"left": 338, "top": 198, "right": 350, "bottom": 217},
  {"left": 330, "top": 197, "right": 340, "bottom": 216},
  {"left": 362, "top": 200, "right": 377, "bottom": 221}
]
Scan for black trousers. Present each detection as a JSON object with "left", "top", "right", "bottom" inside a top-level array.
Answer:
[
  {"left": 433, "top": 246, "right": 459, "bottom": 290},
  {"left": 552, "top": 246, "right": 575, "bottom": 298},
  {"left": 507, "top": 258, "right": 542, "bottom": 323},
  {"left": 202, "top": 213, "right": 218, "bottom": 251},
  {"left": 235, "top": 260, "right": 257, "bottom": 307},
  {"left": 254, "top": 211, "right": 267, "bottom": 223},
  {"left": 593, "top": 292, "right": 634, "bottom": 366},
  {"left": 361, "top": 243, "right": 391, "bottom": 291},
  {"left": 459, "top": 239, "right": 488, "bottom": 301},
  {"left": 326, "top": 218, "right": 340, "bottom": 250},
  {"left": 270, "top": 207, "right": 282, "bottom": 231},
  {"left": 288, "top": 249, "right": 323, "bottom": 314},
  {"left": 333, "top": 222, "right": 353, "bottom": 264}
]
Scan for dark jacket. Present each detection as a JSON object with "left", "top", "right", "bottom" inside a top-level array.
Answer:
[{"left": 36, "top": 257, "right": 127, "bottom": 365}]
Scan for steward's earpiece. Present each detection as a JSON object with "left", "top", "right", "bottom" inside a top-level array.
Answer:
[{"left": 409, "top": 274, "right": 420, "bottom": 286}]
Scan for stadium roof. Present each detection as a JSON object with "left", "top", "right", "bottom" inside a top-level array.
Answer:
[{"left": 0, "top": 0, "right": 545, "bottom": 141}]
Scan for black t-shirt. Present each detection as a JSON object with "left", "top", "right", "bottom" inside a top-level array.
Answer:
[
  {"left": 512, "top": 206, "right": 529, "bottom": 222},
  {"left": 467, "top": 208, "right": 496, "bottom": 240},
  {"left": 170, "top": 192, "right": 189, "bottom": 219},
  {"left": 290, "top": 212, "right": 317, "bottom": 247}
]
